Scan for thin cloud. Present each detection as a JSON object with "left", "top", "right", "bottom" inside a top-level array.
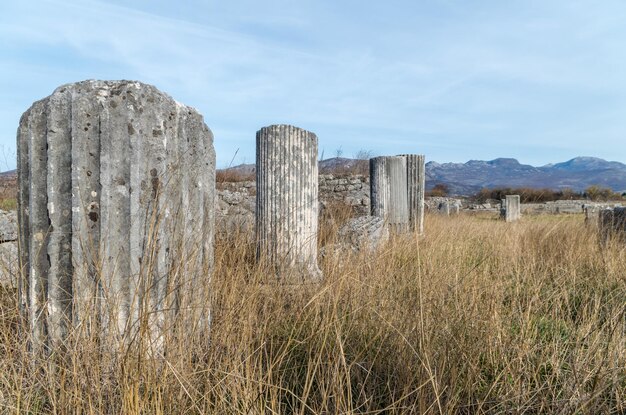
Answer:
[{"left": 1, "top": 0, "right": 626, "bottom": 168}]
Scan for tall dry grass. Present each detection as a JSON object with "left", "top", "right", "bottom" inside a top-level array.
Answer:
[{"left": 0, "top": 213, "right": 624, "bottom": 413}]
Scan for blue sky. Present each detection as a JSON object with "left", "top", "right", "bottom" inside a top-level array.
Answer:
[{"left": 1, "top": 0, "right": 626, "bottom": 170}]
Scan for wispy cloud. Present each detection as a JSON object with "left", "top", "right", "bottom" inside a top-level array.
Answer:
[{"left": 1, "top": 0, "right": 626, "bottom": 168}]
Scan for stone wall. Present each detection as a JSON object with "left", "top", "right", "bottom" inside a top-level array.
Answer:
[
  {"left": 216, "top": 175, "right": 371, "bottom": 229},
  {"left": 0, "top": 209, "right": 18, "bottom": 285},
  {"left": 319, "top": 174, "right": 370, "bottom": 214},
  {"left": 215, "top": 175, "right": 468, "bottom": 230}
]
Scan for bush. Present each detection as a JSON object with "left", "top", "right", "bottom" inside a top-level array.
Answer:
[
  {"left": 584, "top": 185, "right": 623, "bottom": 201},
  {"left": 216, "top": 169, "right": 255, "bottom": 183},
  {"left": 475, "top": 187, "right": 579, "bottom": 203},
  {"left": 474, "top": 185, "right": 623, "bottom": 203},
  {"left": 427, "top": 183, "right": 449, "bottom": 197}
]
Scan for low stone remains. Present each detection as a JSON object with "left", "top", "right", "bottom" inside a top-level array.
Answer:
[
  {"left": 370, "top": 154, "right": 426, "bottom": 233},
  {"left": 17, "top": 80, "right": 215, "bottom": 355},
  {"left": 436, "top": 200, "right": 461, "bottom": 216},
  {"left": 337, "top": 215, "right": 389, "bottom": 252},
  {"left": 438, "top": 201, "right": 450, "bottom": 215},
  {"left": 0, "top": 209, "right": 17, "bottom": 242},
  {"left": 501, "top": 195, "right": 521, "bottom": 222},
  {"left": 0, "top": 209, "right": 17, "bottom": 286},
  {"left": 584, "top": 205, "right": 601, "bottom": 226},
  {"left": 256, "top": 124, "right": 321, "bottom": 280},
  {"left": 598, "top": 207, "right": 626, "bottom": 243},
  {"left": 319, "top": 174, "right": 370, "bottom": 215}
]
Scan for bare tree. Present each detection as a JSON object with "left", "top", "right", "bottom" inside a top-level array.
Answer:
[{"left": 354, "top": 149, "right": 374, "bottom": 160}]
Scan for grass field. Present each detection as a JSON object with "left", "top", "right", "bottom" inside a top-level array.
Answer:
[
  {"left": 0, "top": 213, "right": 624, "bottom": 413},
  {"left": 0, "top": 197, "right": 16, "bottom": 211}
]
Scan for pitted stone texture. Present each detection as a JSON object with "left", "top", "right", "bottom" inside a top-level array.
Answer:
[
  {"left": 338, "top": 216, "right": 389, "bottom": 252},
  {"left": 256, "top": 124, "right": 321, "bottom": 280},
  {"left": 435, "top": 199, "right": 461, "bottom": 216},
  {"left": 0, "top": 210, "right": 17, "bottom": 242},
  {"left": 370, "top": 156, "right": 409, "bottom": 232},
  {"left": 404, "top": 155, "right": 426, "bottom": 234},
  {"left": 0, "top": 241, "right": 17, "bottom": 286},
  {"left": 501, "top": 195, "right": 521, "bottom": 222},
  {"left": 598, "top": 207, "right": 626, "bottom": 243},
  {"left": 17, "top": 80, "right": 215, "bottom": 355},
  {"left": 370, "top": 155, "right": 426, "bottom": 233},
  {"left": 584, "top": 205, "right": 601, "bottom": 226}
]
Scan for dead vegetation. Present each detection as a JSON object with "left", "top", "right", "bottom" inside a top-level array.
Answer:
[{"left": 0, "top": 214, "right": 624, "bottom": 413}]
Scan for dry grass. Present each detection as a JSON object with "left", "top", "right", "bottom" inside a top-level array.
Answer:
[
  {"left": 1, "top": 213, "right": 625, "bottom": 413},
  {"left": 0, "top": 197, "right": 16, "bottom": 211},
  {"left": 216, "top": 169, "right": 255, "bottom": 184}
]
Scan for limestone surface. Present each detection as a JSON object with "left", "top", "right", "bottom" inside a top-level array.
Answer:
[
  {"left": 338, "top": 215, "right": 389, "bottom": 252},
  {"left": 17, "top": 80, "right": 215, "bottom": 354},
  {"left": 0, "top": 241, "right": 17, "bottom": 286},
  {"left": 598, "top": 207, "right": 626, "bottom": 243},
  {"left": 0, "top": 209, "right": 17, "bottom": 242},
  {"left": 370, "top": 155, "right": 426, "bottom": 233},
  {"left": 404, "top": 155, "right": 426, "bottom": 234},
  {"left": 502, "top": 195, "right": 521, "bottom": 222},
  {"left": 256, "top": 124, "right": 321, "bottom": 280},
  {"left": 370, "top": 156, "right": 409, "bottom": 232}
]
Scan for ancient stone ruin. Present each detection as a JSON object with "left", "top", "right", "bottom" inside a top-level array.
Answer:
[
  {"left": 437, "top": 200, "right": 461, "bottom": 216},
  {"left": 370, "top": 156, "right": 408, "bottom": 231},
  {"left": 337, "top": 215, "right": 389, "bottom": 252},
  {"left": 17, "top": 80, "right": 215, "bottom": 355},
  {"left": 584, "top": 205, "right": 601, "bottom": 226},
  {"left": 598, "top": 207, "right": 626, "bottom": 243},
  {"left": 501, "top": 195, "right": 521, "bottom": 222},
  {"left": 0, "top": 209, "right": 17, "bottom": 286},
  {"left": 256, "top": 124, "right": 321, "bottom": 280},
  {"left": 404, "top": 154, "right": 426, "bottom": 234},
  {"left": 370, "top": 154, "right": 425, "bottom": 233}
]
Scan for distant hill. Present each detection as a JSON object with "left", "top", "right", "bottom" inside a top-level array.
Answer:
[
  {"left": 219, "top": 157, "right": 369, "bottom": 176},
  {"left": 218, "top": 156, "right": 626, "bottom": 195},
  {"left": 5, "top": 156, "right": 626, "bottom": 196},
  {"left": 426, "top": 157, "right": 626, "bottom": 194}
]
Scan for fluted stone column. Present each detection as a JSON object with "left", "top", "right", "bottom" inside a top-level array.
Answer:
[
  {"left": 18, "top": 80, "right": 215, "bottom": 355},
  {"left": 370, "top": 154, "right": 426, "bottom": 233},
  {"left": 256, "top": 124, "right": 321, "bottom": 280},
  {"left": 502, "top": 195, "right": 521, "bottom": 222},
  {"left": 370, "top": 156, "right": 409, "bottom": 232},
  {"left": 404, "top": 154, "right": 426, "bottom": 234}
]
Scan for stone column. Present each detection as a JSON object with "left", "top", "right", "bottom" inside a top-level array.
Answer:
[
  {"left": 404, "top": 154, "right": 426, "bottom": 234},
  {"left": 438, "top": 201, "right": 451, "bottom": 216},
  {"left": 599, "top": 208, "right": 615, "bottom": 243},
  {"left": 370, "top": 156, "right": 409, "bottom": 232},
  {"left": 256, "top": 124, "right": 321, "bottom": 280},
  {"left": 17, "top": 80, "right": 215, "bottom": 355},
  {"left": 450, "top": 201, "right": 461, "bottom": 215},
  {"left": 503, "top": 195, "right": 521, "bottom": 222},
  {"left": 599, "top": 207, "right": 626, "bottom": 243},
  {"left": 584, "top": 205, "right": 599, "bottom": 226}
]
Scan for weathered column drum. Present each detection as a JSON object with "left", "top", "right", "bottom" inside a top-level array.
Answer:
[
  {"left": 256, "top": 124, "right": 321, "bottom": 280},
  {"left": 17, "top": 80, "right": 215, "bottom": 355}
]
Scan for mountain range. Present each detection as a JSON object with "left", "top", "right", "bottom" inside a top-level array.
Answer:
[
  {"left": 424, "top": 157, "right": 626, "bottom": 195},
  {"left": 2, "top": 156, "right": 626, "bottom": 196},
  {"left": 221, "top": 156, "right": 626, "bottom": 195}
]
